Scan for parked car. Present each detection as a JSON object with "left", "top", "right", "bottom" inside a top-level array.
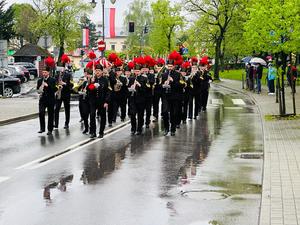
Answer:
[
  {"left": 8, "top": 65, "right": 30, "bottom": 82},
  {"left": 0, "top": 68, "right": 26, "bottom": 83},
  {"left": 14, "top": 62, "right": 38, "bottom": 79},
  {"left": 0, "top": 72, "right": 21, "bottom": 97}
]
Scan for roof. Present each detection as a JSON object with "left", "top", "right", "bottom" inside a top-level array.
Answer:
[{"left": 13, "top": 44, "right": 50, "bottom": 57}]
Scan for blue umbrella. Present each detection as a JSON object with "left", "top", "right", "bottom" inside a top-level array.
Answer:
[{"left": 241, "top": 56, "right": 252, "bottom": 63}]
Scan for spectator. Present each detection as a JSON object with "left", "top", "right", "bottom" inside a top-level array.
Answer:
[
  {"left": 256, "top": 63, "right": 263, "bottom": 94},
  {"left": 267, "top": 63, "right": 276, "bottom": 95}
]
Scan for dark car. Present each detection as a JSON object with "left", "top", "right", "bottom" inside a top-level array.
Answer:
[
  {"left": 8, "top": 65, "right": 30, "bottom": 82},
  {"left": 14, "top": 62, "right": 38, "bottom": 79},
  {"left": 1, "top": 67, "right": 26, "bottom": 83},
  {"left": 0, "top": 72, "right": 21, "bottom": 97}
]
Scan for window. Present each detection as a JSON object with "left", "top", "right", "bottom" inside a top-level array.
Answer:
[
  {"left": 122, "top": 45, "right": 126, "bottom": 50},
  {"left": 111, "top": 45, "right": 115, "bottom": 51}
]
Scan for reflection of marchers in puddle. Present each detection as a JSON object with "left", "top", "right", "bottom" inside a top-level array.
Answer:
[{"left": 166, "top": 201, "right": 177, "bottom": 216}]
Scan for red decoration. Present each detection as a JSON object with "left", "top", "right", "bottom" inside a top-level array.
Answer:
[
  {"left": 200, "top": 56, "right": 209, "bottom": 65},
  {"left": 157, "top": 58, "right": 165, "bottom": 66},
  {"left": 181, "top": 61, "right": 191, "bottom": 69},
  {"left": 86, "top": 61, "right": 94, "bottom": 69},
  {"left": 88, "top": 51, "right": 97, "bottom": 60},
  {"left": 127, "top": 61, "right": 135, "bottom": 70},
  {"left": 191, "top": 56, "right": 198, "bottom": 64},
  {"left": 108, "top": 53, "right": 118, "bottom": 63},
  {"left": 44, "top": 56, "right": 55, "bottom": 68},
  {"left": 61, "top": 54, "right": 70, "bottom": 64},
  {"left": 114, "top": 57, "right": 123, "bottom": 67},
  {"left": 88, "top": 83, "right": 96, "bottom": 90}
]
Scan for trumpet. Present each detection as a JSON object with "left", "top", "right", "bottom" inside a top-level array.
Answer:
[
  {"left": 37, "top": 78, "right": 46, "bottom": 95},
  {"left": 56, "top": 71, "right": 63, "bottom": 100},
  {"left": 114, "top": 76, "right": 123, "bottom": 92}
]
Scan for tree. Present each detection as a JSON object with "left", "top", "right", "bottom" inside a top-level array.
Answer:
[
  {"left": 80, "top": 15, "right": 98, "bottom": 49},
  {"left": 150, "top": 0, "right": 184, "bottom": 54},
  {"left": 123, "top": 0, "right": 152, "bottom": 51},
  {"left": 244, "top": 0, "right": 300, "bottom": 56},
  {"left": 32, "top": 0, "right": 91, "bottom": 60},
  {"left": 0, "top": 0, "right": 14, "bottom": 40},
  {"left": 185, "top": 0, "right": 239, "bottom": 80},
  {"left": 11, "top": 3, "right": 39, "bottom": 45}
]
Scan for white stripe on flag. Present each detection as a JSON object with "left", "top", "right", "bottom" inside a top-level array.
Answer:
[{"left": 104, "top": 8, "right": 110, "bottom": 38}]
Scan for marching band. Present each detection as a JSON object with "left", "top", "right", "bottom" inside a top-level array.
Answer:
[{"left": 37, "top": 51, "right": 213, "bottom": 138}]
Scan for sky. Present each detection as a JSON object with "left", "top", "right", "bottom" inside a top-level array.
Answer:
[{"left": 6, "top": 0, "right": 150, "bottom": 28}]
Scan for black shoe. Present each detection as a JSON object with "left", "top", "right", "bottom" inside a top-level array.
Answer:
[
  {"left": 108, "top": 124, "right": 112, "bottom": 127},
  {"left": 64, "top": 125, "right": 69, "bottom": 129},
  {"left": 82, "top": 129, "right": 88, "bottom": 134},
  {"left": 38, "top": 130, "right": 45, "bottom": 133},
  {"left": 47, "top": 131, "right": 52, "bottom": 135},
  {"left": 54, "top": 125, "right": 58, "bottom": 129},
  {"left": 171, "top": 132, "right": 175, "bottom": 136},
  {"left": 112, "top": 120, "right": 116, "bottom": 123},
  {"left": 98, "top": 133, "right": 104, "bottom": 139},
  {"left": 194, "top": 117, "right": 197, "bottom": 120},
  {"left": 136, "top": 131, "right": 141, "bottom": 135},
  {"left": 176, "top": 125, "right": 180, "bottom": 129},
  {"left": 146, "top": 124, "right": 150, "bottom": 128},
  {"left": 183, "top": 120, "right": 186, "bottom": 124},
  {"left": 164, "top": 130, "right": 169, "bottom": 136},
  {"left": 121, "top": 119, "right": 125, "bottom": 122},
  {"left": 90, "top": 133, "right": 96, "bottom": 138},
  {"left": 79, "top": 119, "right": 83, "bottom": 123},
  {"left": 131, "top": 131, "right": 135, "bottom": 135}
]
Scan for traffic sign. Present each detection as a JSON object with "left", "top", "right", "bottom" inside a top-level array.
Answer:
[
  {"left": 98, "top": 40, "right": 106, "bottom": 52},
  {"left": 37, "top": 56, "right": 42, "bottom": 62}
]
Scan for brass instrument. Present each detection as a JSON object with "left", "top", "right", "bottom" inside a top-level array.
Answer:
[
  {"left": 37, "top": 78, "right": 45, "bottom": 96},
  {"left": 56, "top": 71, "right": 63, "bottom": 100},
  {"left": 114, "top": 76, "right": 123, "bottom": 92}
]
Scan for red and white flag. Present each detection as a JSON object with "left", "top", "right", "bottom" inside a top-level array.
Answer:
[
  {"left": 104, "top": 8, "right": 116, "bottom": 38},
  {"left": 82, "top": 28, "right": 90, "bottom": 47}
]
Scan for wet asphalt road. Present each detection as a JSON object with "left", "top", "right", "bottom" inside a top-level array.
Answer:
[{"left": 0, "top": 85, "right": 263, "bottom": 225}]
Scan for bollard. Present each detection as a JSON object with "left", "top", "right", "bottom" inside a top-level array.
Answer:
[{"left": 242, "top": 72, "right": 244, "bottom": 89}]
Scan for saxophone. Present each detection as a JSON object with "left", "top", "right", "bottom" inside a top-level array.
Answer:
[{"left": 37, "top": 78, "right": 45, "bottom": 96}]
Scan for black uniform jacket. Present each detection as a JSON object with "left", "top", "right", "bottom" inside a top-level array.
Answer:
[
  {"left": 37, "top": 76, "right": 57, "bottom": 104},
  {"left": 161, "top": 70, "right": 184, "bottom": 101}
]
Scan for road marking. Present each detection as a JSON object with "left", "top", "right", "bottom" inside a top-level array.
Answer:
[
  {"left": 29, "top": 123, "right": 131, "bottom": 169},
  {"left": 224, "top": 107, "right": 243, "bottom": 110},
  {"left": 211, "top": 99, "right": 224, "bottom": 105},
  {"left": 0, "top": 176, "right": 10, "bottom": 183},
  {"left": 232, "top": 99, "right": 246, "bottom": 105},
  {"left": 15, "top": 121, "right": 130, "bottom": 170}
]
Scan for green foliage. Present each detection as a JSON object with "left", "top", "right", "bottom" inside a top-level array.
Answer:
[
  {"left": 11, "top": 3, "right": 39, "bottom": 44},
  {"left": 32, "top": 0, "right": 91, "bottom": 57},
  {"left": 0, "top": 0, "right": 14, "bottom": 40},
  {"left": 123, "top": 0, "right": 152, "bottom": 51},
  {"left": 244, "top": 0, "right": 300, "bottom": 54},
  {"left": 150, "top": 0, "right": 184, "bottom": 54}
]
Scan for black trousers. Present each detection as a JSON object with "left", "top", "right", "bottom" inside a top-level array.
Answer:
[
  {"left": 113, "top": 97, "right": 127, "bottom": 121},
  {"left": 194, "top": 93, "right": 201, "bottom": 117},
  {"left": 199, "top": 89, "right": 209, "bottom": 111},
  {"left": 162, "top": 97, "right": 179, "bottom": 133},
  {"left": 145, "top": 97, "right": 153, "bottom": 125},
  {"left": 39, "top": 101, "right": 54, "bottom": 132},
  {"left": 183, "top": 94, "right": 193, "bottom": 121},
  {"left": 54, "top": 97, "right": 70, "bottom": 127},
  {"left": 130, "top": 100, "right": 146, "bottom": 133},
  {"left": 79, "top": 97, "right": 90, "bottom": 131},
  {"left": 177, "top": 99, "right": 183, "bottom": 125},
  {"left": 90, "top": 101, "right": 106, "bottom": 135},
  {"left": 152, "top": 94, "right": 161, "bottom": 119},
  {"left": 108, "top": 100, "right": 114, "bottom": 124}
]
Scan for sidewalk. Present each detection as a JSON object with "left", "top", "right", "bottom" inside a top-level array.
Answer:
[
  {"left": 0, "top": 97, "right": 39, "bottom": 125},
  {"left": 216, "top": 79, "right": 300, "bottom": 225}
]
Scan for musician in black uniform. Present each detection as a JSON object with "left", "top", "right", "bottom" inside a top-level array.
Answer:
[
  {"left": 199, "top": 57, "right": 213, "bottom": 112},
  {"left": 191, "top": 58, "right": 201, "bottom": 119},
  {"left": 144, "top": 60, "right": 155, "bottom": 128},
  {"left": 128, "top": 60, "right": 148, "bottom": 135},
  {"left": 161, "top": 52, "right": 185, "bottom": 136},
  {"left": 181, "top": 62, "right": 192, "bottom": 124},
  {"left": 87, "top": 64, "right": 111, "bottom": 138},
  {"left": 37, "top": 64, "right": 57, "bottom": 135},
  {"left": 152, "top": 59, "right": 165, "bottom": 122},
  {"left": 78, "top": 68, "right": 92, "bottom": 134},
  {"left": 111, "top": 60, "right": 128, "bottom": 122},
  {"left": 54, "top": 61, "right": 74, "bottom": 129}
]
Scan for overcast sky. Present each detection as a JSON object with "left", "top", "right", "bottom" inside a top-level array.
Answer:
[{"left": 6, "top": 0, "right": 146, "bottom": 28}]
